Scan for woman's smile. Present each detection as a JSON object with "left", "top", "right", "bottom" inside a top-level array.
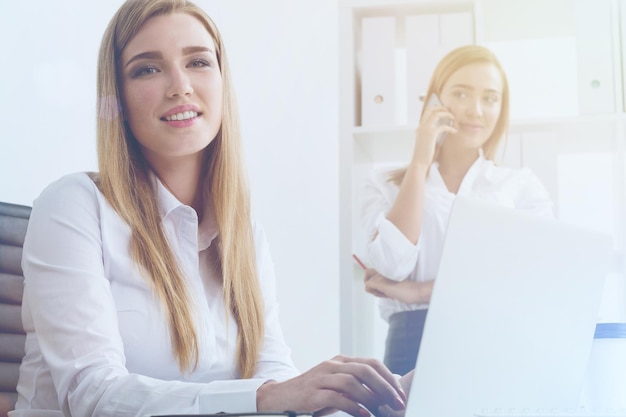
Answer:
[
  {"left": 160, "top": 104, "right": 203, "bottom": 127},
  {"left": 458, "top": 122, "right": 484, "bottom": 132}
]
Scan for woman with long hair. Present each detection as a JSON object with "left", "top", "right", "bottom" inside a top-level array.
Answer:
[
  {"left": 11, "top": 1, "right": 408, "bottom": 416},
  {"left": 361, "top": 45, "right": 553, "bottom": 376}
]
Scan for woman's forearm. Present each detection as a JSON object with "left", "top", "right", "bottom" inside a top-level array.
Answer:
[
  {"left": 385, "top": 163, "right": 429, "bottom": 244},
  {"left": 387, "top": 279, "right": 433, "bottom": 304}
]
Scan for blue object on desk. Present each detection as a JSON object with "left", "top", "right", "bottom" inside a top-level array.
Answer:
[
  {"left": 594, "top": 322, "right": 626, "bottom": 339},
  {"left": 581, "top": 322, "right": 626, "bottom": 411}
]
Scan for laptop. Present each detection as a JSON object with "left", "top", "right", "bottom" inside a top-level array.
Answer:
[{"left": 405, "top": 196, "right": 614, "bottom": 417}]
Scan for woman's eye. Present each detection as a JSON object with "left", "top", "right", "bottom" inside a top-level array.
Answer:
[
  {"left": 131, "top": 66, "right": 159, "bottom": 78},
  {"left": 484, "top": 95, "right": 499, "bottom": 104},
  {"left": 453, "top": 91, "right": 468, "bottom": 99},
  {"left": 189, "top": 58, "right": 212, "bottom": 68}
]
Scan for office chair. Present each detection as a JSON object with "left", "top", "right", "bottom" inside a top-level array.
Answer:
[{"left": 0, "top": 201, "right": 31, "bottom": 411}]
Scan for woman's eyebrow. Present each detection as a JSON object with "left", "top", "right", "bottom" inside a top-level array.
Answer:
[
  {"left": 450, "top": 83, "right": 473, "bottom": 90},
  {"left": 450, "top": 84, "right": 501, "bottom": 94},
  {"left": 125, "top": 51, "right": 162, "bottom": 68},
  {"left": 124, "top": 46, "right": 215, "bottom": 68},
  {"left": 182, "top": 45, "right": 215, "bottom": 56},
  {"left": 483, "top": 88, "right": 502, "bottom": 95}
]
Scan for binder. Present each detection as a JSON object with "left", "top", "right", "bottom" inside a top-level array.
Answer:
[{"left": 361, "top": 16, "right": 396, "bottom": 127}]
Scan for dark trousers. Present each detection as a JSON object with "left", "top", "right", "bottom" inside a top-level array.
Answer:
[{"left": 383, "top": 309, "right": 428, "bottom": 375}]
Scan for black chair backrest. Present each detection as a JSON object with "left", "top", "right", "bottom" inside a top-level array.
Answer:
[{"left": 0, "top": 202, "right": 31, "bottom": 410}]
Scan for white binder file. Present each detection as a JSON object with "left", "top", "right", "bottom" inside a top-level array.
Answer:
[{"left": 361, "top": 16, "right": 396, "bottom": 127}]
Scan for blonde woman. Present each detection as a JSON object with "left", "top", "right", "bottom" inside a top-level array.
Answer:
[
  {"left": 11, "top": 1, "right": 408, "bottom": 416},
  {"left": 361, "top": 45, "right": 554, "bottom": 375}
]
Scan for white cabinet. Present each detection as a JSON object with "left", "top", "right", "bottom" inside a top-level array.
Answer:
[
  {"left": 479, "top": 0, "right": 620, "bottom": 120},
  {"left": 574, "top": 0, "right": 617, "bottom": 115},
  {"left": 339, "top": 0, "right": 626, "bottom": 359}
]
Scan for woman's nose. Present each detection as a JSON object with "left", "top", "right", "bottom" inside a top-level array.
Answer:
[
  {"left": 465, "top": 98, "right": 483, "bottom": 118},
  {"left": 167, "top": 69, "right": 194, "bottom": 98}
]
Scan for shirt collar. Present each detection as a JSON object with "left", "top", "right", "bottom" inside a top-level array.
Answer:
[
  {"left": 456, "top": 150, "right": 487, "bottom": 194},
  {"left": 198, "top": 202, "right": 218, "bottom": 251},
  {"left": 430, "top": 149, "right": 488, "bottom": 193},
  {"left": 153, "top": 174, "right": 183, "bottom": 219},
  {"left": 152, "top": 173, "right": 218, "bottom": 251}
]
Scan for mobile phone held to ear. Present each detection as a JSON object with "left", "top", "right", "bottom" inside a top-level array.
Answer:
[
  {"left": 426, "top": 93, "right": 450, "bottom": 145},
  {"left": 426, "top": 93, "right": 443, "bottom": 108}
]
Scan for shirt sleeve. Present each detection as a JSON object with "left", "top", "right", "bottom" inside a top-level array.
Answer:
[
  {"left": 360, "top": 170, "right": 419, "bottom": 281},
  {"left": 19, "top": 174, "right": 295, "bottom": 417},
  {"left": 251, "top": 222, "right": 300, "bottom": 381},
  {"left": 198, "top": 223, "right": 299, "bottom": 412}
]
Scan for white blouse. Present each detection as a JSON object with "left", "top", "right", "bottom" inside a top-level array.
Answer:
[
  {"left": 11, "top": 172, "right": 299, "bottom": 417},
  {"left": 361, "top": 156, "right": 554, "bottom": 322}
]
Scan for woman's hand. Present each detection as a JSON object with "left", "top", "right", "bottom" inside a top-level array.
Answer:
[
  {"left": 256, "top": 355, "right": 407, "bottom": 417},
  {"left": 363, "top": 269, "right": 433, "bottom": 304},
  {"left": 412, "top": 104, "right": 456, "bottom": 167},
  {"left": 363, "top": 268, "right": 388, "bottom": 298},
  {"left": 373, "top": 370, "right": 414, "bottom": 417}
]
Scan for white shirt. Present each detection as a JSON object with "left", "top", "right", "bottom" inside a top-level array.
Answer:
[
  {"left": 11, "top": 172, "right": 299, "bottom": 417},
  {"left": 361, "top": 156, "right": 554, "bottom": 322}
]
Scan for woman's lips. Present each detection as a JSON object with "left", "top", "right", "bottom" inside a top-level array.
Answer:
[
  {"left": 162, "top": 110, "right": 199, "bottom": 122},
  {"left": 459, "top": 122, "right": 483, "bottom": 131},
  {"left": 160, "top": 104, "right": 201, "bottom": 121}
]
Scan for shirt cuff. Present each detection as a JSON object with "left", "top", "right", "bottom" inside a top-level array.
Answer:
[
  {"left": 199, "top": 378, "right": 269, "bottom": 413},
  {"left": 378, "top": 215, "right": 416, "bottom": 249},
  {"left": 368, "top": 214, "right": 419, "bottom": 280}
]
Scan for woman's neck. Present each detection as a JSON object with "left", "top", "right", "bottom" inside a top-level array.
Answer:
[
  {"left": 435, "top": 145, "right": 481, "bottom": 194},
  {"left": 436, "top": 145, "right": 480, "bottom": 178},
  {"left": 152, "top": 155, "right": 205, "bottom": 215}
]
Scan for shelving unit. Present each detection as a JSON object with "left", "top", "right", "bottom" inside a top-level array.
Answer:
[{"left": 339, "top": 0, "right": 626, "bottom": 359}]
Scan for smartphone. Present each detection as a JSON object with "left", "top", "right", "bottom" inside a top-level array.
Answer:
[{"left": 426, "top": 93, "right": 450, "bottom": 145}]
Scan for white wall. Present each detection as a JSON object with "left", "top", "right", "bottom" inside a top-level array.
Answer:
[{"left": 0, "top": 0, "right": 339, "bottom": 372}]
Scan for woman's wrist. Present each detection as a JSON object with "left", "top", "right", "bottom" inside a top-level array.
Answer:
[
  {"left": 414, "top": 281, "right": 433, "bottom": 304},
  {"left": 406, "top": 160, "right": 429, "bottom": 174},
  {"left": 256, "top": 380, "right": 279, "bottom": 412},
  {"left": 394, "top": 280, "right": 432, "bottom": 304}
]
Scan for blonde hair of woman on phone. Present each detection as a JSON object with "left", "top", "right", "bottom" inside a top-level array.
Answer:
[
  {"left": 10, "top": 1, "right": 409, "bottom": 416},
  {"left": 360, "top": 45, "right": 554, "bottom": 376}
]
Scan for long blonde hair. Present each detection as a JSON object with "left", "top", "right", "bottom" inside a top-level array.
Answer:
[
  {"left": 390, "top": 44, "right": 510, "bottom": 185},
  {"left": 96, "top": 0, "right": 264, "bottom": 377}
]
